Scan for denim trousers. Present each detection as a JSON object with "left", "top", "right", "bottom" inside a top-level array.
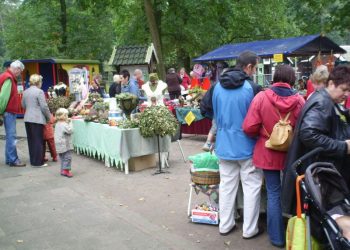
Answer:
[
  {"left": 263, "top": 169, "right": 285, "bottom": 245},
  {"left": 59, "top": 150, "right": 72, "bottom": 170},
  {"left": 3, "top": 112, "right": 19, "bottom": 164}
]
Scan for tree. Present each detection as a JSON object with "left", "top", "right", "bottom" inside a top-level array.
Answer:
[
  {"left": 144, "top": 0, "right": 165, "bottom": 79},
  {"left": 2, "top": 0, "right": 115, "bottom": 61}
]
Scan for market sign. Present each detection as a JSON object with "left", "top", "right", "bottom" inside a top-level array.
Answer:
[{"left": 273, "top": 54, "right": 284, "bottom": 62}]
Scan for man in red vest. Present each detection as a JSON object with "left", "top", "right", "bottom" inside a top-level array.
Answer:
[{"left": 0, "top": 60, "right": 26, "bottom": 167}]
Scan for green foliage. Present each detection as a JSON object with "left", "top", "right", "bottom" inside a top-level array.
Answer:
[
  {"left": 1, "top": 0, "right": 349, "bottom": 68},
  {"left": 2, "top": 0, "right": 115, "bottom": 61},
  {"left": 47, "top": 96, "right": 71, "bottom": 114},
  {"left": 118, "top": 118, "right": 140, "bottom": 129},
  {"left": 139, "top": 106, "right": 178, "bottom": 138}
]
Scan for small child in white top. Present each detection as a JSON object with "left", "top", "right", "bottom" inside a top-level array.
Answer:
[{"left": 54, "top": 108, "right": 74, "bottom": 178}]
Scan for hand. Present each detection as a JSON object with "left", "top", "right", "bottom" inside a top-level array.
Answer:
[
  {"left": 209, "top": 143, "right": 215, "bottom": 154},
  {"left": 346, "top": 140, "right": 350, "bottom": 154}
]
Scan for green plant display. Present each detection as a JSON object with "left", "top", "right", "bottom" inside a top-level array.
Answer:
[
  {"left": 88, "top": 93, "right": 103, "bottom": 104},
  {"left": 116, "top": 93, "right": 139, "bottom": 119},
  {"left": 119, "top": 118, "right": 140, "bottom": 129},
  {"left": 139, "top": 106, "right": 179, "bottom": 138},
  {"left": 47, "top": 96, "right": 71, "bottom": 114}
]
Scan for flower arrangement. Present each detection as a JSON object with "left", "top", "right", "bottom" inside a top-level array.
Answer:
[
  {"left": 88, "top": 92, "right": 103, "bottom": 103},
  {"left": 116, "top": 93, "right": 138, "bottom": 119},
  {"left": 139, "top": 106, "right": 179, "bottom": 138},
  {"left": 47, "top": 96, "right": 71, "bottom": 114}
]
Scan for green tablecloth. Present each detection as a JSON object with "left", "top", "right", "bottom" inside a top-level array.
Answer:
[
  {"left": 175, "top": 107, "right": 204, "bottom": 125},
  {"left": 72, "top": 119, "right": 170, "bottom": 172}
]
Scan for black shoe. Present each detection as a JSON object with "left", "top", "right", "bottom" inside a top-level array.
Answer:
[
  {"left": 220, "top": 225, "right": 237, "bottom": 236},
  {"left": 242, "top": 227, "right": 264, "bottom": 240},
  {"left": 9, "top": 161, "right": 26, "bottom": 167}
]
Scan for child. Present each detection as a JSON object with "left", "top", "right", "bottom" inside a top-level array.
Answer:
[
  {"left": 43, "top": 113, "right": 57, "bottom": 162},
  {"left": 54, "top": 108, "right": 74, "bottom": 178}
]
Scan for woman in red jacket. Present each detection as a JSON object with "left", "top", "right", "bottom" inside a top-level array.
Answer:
[
  {"left": 178, "top": 67, "right": 190, "bottom": 90},
  {"left": 243, "top": 65, "right": 305, "bottom": 248}
]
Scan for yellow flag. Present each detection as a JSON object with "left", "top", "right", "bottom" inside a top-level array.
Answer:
[{"left": 184, "top": 111, "right": 196, "bottom": 126}]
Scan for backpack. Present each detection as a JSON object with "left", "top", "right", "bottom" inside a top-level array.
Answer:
[{"left": 263, "top": 109, "right": 293, "bottom": 152}]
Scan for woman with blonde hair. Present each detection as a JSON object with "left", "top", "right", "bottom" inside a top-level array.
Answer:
[
  {"left": 22, "top": 74, "right": 51, "bottom": 167},
  {"left": 307, "top": 65, "right": 329, "bottom": 99}
]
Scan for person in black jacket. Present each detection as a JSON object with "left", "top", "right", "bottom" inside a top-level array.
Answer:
[
  {"left": 166, "top": 68, "right": 182, "bottom": 100},
  {"left": 109, "top": 74, "right": 122, "bottom": 98},
  {"left": 282, "top": 65, "right": 350, "bottom": 215}
]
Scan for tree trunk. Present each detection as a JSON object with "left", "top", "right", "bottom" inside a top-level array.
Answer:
[
  {"left": 59, "top": 0, "right": 67, "bottom": 54},
  {"left": 144, "top": 0, "right": 165, "bottom": 80}
]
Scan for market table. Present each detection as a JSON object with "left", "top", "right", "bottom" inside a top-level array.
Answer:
[
  {"left": 72, "top": 119, "right": 170, "bottom": 174},
  {"left": 175, "top": 107, "right": 212, "bottom": 135}
]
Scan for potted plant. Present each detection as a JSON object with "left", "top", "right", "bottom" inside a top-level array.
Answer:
[
  {"left": 116, "top": 93, "right": 139, "bottom": 119},
  {"left": 138, "top": 106, "right": 179, "bottom": 174}
]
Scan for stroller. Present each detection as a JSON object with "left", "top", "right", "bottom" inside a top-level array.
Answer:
[{"left": 292, "top": 147, "right": 350, "bottom": 250}]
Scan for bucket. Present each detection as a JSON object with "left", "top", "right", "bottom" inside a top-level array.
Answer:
[{"left": 108, "top": 111, "right": 123, "bottom": 122}]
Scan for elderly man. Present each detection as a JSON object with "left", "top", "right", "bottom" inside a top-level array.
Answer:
[
  {"left": 134, "top": 69, "right": 144, "bottom": 89},
  {"left": 0, "top": 60, "right": 26, "bottom": 167}
]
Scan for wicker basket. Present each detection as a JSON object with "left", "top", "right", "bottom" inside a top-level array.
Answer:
[{"left": 191, "top": 171, "right": 220, "bottom": 185}]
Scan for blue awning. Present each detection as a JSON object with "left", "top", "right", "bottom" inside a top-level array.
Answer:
[{"left": 193, "top": 34, "right": 346, "bottom": 62}]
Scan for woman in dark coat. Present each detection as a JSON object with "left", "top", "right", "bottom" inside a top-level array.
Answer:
[{"left": 282, "top": 65, "right": 350, "bottom": 215}]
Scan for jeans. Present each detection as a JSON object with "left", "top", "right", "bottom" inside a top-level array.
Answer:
[
  {"left": 263, "top": 169, "right": 285, "bottom": 246},
  {"left": 3, "top": 112, "right": 19, "bottom": 164},
  {"left": 59, "top": 150, "right": 72, "bottom": 170}
]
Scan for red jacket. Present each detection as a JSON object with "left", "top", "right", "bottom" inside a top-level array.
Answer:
[
  {"left": 306, "top": 79, "right": 314, "bottom": 99},
  {"left": 243, "top": 82, "right": 305, "bottom": 170},
  {"left": 179, "top": 73, "right": 190, "bottom": 90},
  {"left": 43, "top": 114, "right": 55, "bottom": 140},
  {"left": 0, "top": 70, "right": 20, "bottom": 114}
]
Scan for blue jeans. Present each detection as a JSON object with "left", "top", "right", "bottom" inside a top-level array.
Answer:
[
  {"left": 4, "top": 112, "right": 19, "bottom": 164},
  {"left": 263, "top": 170, "right": 285, "bottom": 246}
]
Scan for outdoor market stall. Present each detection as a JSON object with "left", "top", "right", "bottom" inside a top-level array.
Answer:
[
  {"left": 3, "top": 58, "right": 100, "bottom": 116},
  {"left": 72, "top": 119, "right": 170, "bottom": 174},
  {"left": 175, "top": 107, "right": 211, "bottom": 135}
]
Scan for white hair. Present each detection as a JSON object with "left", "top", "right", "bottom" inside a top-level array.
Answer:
[
  {"left": 113, "top": 74, "right": 121, "bottom": 83},
  {"left": 134, "top": 69, "right": 142, "bottom": 74},
  {"left": 10, "top": 60, "right": 25, "bottom": 71}
]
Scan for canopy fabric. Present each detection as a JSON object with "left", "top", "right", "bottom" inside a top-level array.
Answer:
[{"left": 193, "top": 34, "right": 346, "bottom": 62}]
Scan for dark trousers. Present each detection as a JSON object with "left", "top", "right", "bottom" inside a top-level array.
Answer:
[
  {"left": 169, "top": 90, "right": 181, "bottom": 100},
  {"left": 44, "top": 138, "right": 57, "bottom": 160},
  {"left": 25, "top": 122, "right": 44, "bottom": 166}
]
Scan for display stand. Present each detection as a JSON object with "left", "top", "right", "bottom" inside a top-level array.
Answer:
[{"left": 153, "top": 135, "right": 170, "bottom": 175}]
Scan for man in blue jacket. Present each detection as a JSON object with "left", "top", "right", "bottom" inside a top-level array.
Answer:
[{"left": 213, "top": 51, "right": 263, "bottom": 238}]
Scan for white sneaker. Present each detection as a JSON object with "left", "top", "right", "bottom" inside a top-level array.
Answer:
[{"left": 32, "top": 163, "right": 48, "bottom": 168}]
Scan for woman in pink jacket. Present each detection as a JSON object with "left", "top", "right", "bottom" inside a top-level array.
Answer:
[{"left": 243, "top": 65, "right": 305, "bottom": 248}]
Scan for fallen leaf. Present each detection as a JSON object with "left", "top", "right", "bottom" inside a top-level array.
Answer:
[
  {"left": 224, "top": 241, "right": 231, "bottom": 246},
  {"left": 17, "top": 240, "right": 24, "bottom": 243},
  {"left": 138, "top": 197, "right": 145, "bottom": 201},
  {"left": 119, "top": 204, "right": 123, "bottom": 206}
]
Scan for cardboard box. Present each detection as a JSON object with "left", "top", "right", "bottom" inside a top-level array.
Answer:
[
  {"left": 128, "top": 154, "right": 156, "bottom": 172},
  {"left": 191, "top": 209, "right": 219, "bottom": 225}
]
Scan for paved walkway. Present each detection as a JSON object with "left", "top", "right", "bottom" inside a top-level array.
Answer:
[{"left": 0, "top": 120, "right": 277, "bottom": 250}]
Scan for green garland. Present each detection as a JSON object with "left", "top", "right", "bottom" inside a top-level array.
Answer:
[{"left": 139, "top": 106, "right": 179, "bottom": 138}]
